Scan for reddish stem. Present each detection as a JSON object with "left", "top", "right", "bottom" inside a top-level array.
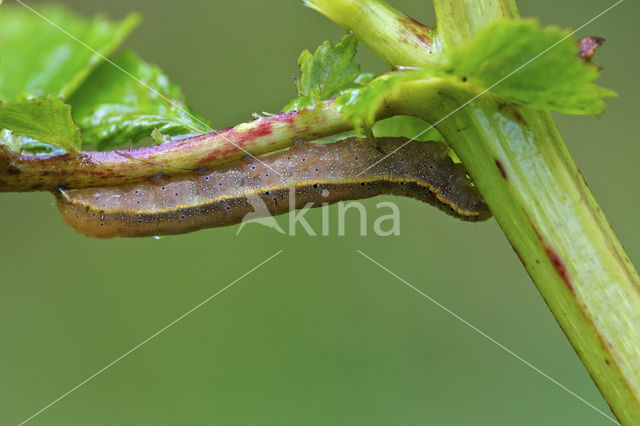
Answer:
[{"left": 0, "top": 102, "right": 351, "bottom": 191}]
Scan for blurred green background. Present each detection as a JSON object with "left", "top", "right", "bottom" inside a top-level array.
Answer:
[{"left": 1, "top": 0, "right": 638, "bottom": 425}]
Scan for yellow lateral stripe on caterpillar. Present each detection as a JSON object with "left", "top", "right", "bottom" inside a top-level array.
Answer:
[
  {"left": 57, "top": 177, "right": 480, "bottom": 218},
  {"left": 54, "top": 137, "right": 491, "bottom": 238}
]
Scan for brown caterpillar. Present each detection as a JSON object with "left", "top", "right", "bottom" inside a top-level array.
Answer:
[{"left": 54, "top": 137, "right": 491, "bottom": 238}]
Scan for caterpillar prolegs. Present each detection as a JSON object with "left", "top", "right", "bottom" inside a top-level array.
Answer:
[{"left": 54, "top": 137, "right": 491, "bottom": 238}]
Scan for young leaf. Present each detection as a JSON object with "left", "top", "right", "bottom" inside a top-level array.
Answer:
[
  {"left": 0, "top": 5, "right": 140, "bottom": 100},
  {"left": 297, "top": 33, "right": 359, "bottom": 97},
  {"left": 446, "top": 19, "right": 616, "bottom": 115},
  {"left": 68, "top": 50, "right": 211, "bottom": 150},
  {"left": 335, "top": 70, "right": 433, "bottom": 131},
  {"left": 151, "top": 128, "right": 171, "bottom": 144},
  {"left": 314, "top": 115, "right": 443, "bottom": 145},
  {"left": 373, "top": 116, "right": 443, "bottom": 142},
  {"left": 336, "top": 19, "right": 616, "bottom": 133},
  {"left": 0, "top": 97, "right": 82, "bottom": 151},
  {"left": 283, "top": 34, "right": 375, "bottom": 111},
  {"left": 0, "top": 130, "right": 25, "bottom": 154}
]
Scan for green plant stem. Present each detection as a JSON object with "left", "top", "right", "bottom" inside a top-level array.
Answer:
[
  {"left": 311, "top": 0, "right": 640, "bottom": 422},
  {"left": 388, "top": 80, "right": 640, "bottom": 422},
  {"left": 432, "top": 0, "right": 519, "bottom": 47},
  {"left": 304, "top": 0, "right": 441, "bottom": 67},
  {"left": 0, "top": 103, "right": 353, "bottom": 191}
]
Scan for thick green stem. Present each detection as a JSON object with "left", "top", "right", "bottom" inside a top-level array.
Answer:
[
  {"left": 387, "top": 80, "right": 640, "bottom": 422},
  {"left": 304, "top": 0, "right": 441, "bottom": 67},
  {"left": 311, "top": 0, "right": 640, "bottom": 422},
  {"left": 443, "top": 104, "right": 640, "bottom": 423},
  {"left": 433, "top": 0, "right": 519, "bottom": 47}
]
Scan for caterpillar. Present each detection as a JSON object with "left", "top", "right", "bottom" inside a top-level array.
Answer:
[{"left": 54, "top": 137, "right": 491, "bottom": 238}]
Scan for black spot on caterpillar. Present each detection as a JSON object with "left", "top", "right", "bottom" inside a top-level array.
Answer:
[{"left": 54, "top": 137, "right": 491, "bottom": 238}]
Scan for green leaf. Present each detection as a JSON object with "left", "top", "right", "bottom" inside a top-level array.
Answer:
[
  {"left": 336, "top": 20, "right": 615, "bottom": 133},
  {"left": 0, "top": 130, "right": 23, "bottom": 154},
  {"left": 283, "top": 34, "right": 375, "bottom": 111},
  {"left": 335, "top": 70, "right": 432, "bottom": 131},
  {"left": 312, "top": 116, "right": 442, "bottom": 146},
  {"left": 296, "top": 33, "right": 359, "bottom": 97},
  {"left": 68, "top": 50, "right": 211, "bottom": 150},
  {"left": 0, "top": 130, "right": 67, "bottom": 155},
  {"left": 151, "top": 128, "right": 171, "bottom": 144},
  {"left": 446, "top": 19, "right": 616, "bottom": 115},
  {"left": 0, "top": 4, "right": 140, "bottom": 100},
  {"left": 0, "top": 97, "right": 82, "bottom": 151},
  {"left": 373, "top": 116, "right": 443, "bottom": 142},
  {"left": 0, "top": 133, "right": 68, "bottom": 157}
]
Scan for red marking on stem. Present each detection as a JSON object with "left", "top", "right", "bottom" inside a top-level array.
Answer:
[
  {"left": 213, "top": 125, "right": 235, "bottom": 136},
  {"left": 237, "top": 120, "right": 273, "bottom": 143},
  {"left": 545, "top": 246, "right": 573, "bottom": 292},
  {"left": 198, "top": 145, "right": 239, "bottom": 165},
  {"left": 197, "top": 116, "right": 285, "bottom": 164},
  {"left": 513, "top": 246, "right": 526, "bottom": 268},
  {"left": 498, "top": 102, "right": 527, "bottom": 127},
  {"left": 495, "top": 159, "right": 507, "bottom": 179},
  {"left": 511, "top": 109, "right": 527, "bottom": 127},
  {"left": 531, "top": 224, "right": 573, "bottom": 292},
  {"left": 280, "top": 110, "right": 298, "bottom": 125},
  {"left": 578, "top": 37, "right": 605, "bottom": 62},
  {"left": 406, "top": 15, "right": 428, "bottom": 29},
  {"left": 396, "top": 16, "right": 433, "bottom": 48}
]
